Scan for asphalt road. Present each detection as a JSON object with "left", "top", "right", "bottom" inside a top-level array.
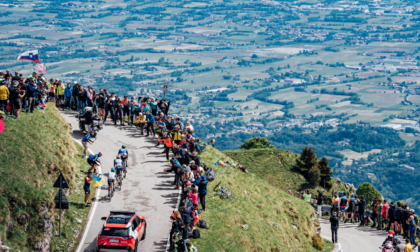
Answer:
[
  {"left": 320, "top": 218, "right": 387, "bottom": 252},
  {"left": 61, "top": 110, "right": 178, "bottom": 252}
]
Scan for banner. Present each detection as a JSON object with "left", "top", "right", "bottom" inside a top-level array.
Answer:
[{"left": 35, "top": 63, "right": 46, "bottom": 74}]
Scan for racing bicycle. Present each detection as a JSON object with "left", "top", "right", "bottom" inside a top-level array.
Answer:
[
  {"left": 213, "top": 181, "right": 233, "bottom": 203},
  {"left": 108, "top": 180, "right": 115, "bottom": 201}
]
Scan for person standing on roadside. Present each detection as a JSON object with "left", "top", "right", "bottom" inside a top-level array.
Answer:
[
  {"left": 114, "top": 97, "right": 123, "bottom": 126},
  {"left": 408, "top": 215, "right": 417, "bottom": 245},
  {"left": 377, "top": 199, "right": 383, "bottom": 230},
  {"left": 196, "top": 176, "right": 208, "bottom": 213},
  {"left": 339, "top": 192, "right": 348, "bottom": 222},
  {"left": 78, "top": 85, "right": 87, "bottom": 111},
  {"left": 403, "top": 205, "right": 410, "bottom": 239},
  {"left": 406, "top": 238, "right": 413, "bottom": 252},
  {"left": 63, "top": 83, "right": 72, "bottom": 111},
  {"left": 317, "top": 190, "right": 323, "bottom": 219},
  {"left": 330, "top": 212, "right": 339, "bottom": 244},
  {"left": 11, "top": 83, "right": 25, "bottom": 119},
  {"left": 82, "top": 131, "right": 95, "bottom": 157},
  {"left": 395, "top": 202, "right": 403, "bottom": 235},
  {"left": 383, "top": 200, "right": 389, "bottom": 231},
  {"left": 83, "top": 171, "right": 94, "bottom": 207},
  {"left": 145, "top": 110, "right": 155, "bottom": 137},
  {"left": 147, "top": 97, "right": 158, "bottom": 116},
  {"left": 371, "top": 198, "right": 378, "bottom": 228},
  {"left": 72, "top": 82, "right": 79, "bottom": 111},
  {"left": 388, "top": 201, "right": 396, "bottom": 232},
  {"left": 0, "top": 81, "right": 9, "bottom": 112},
  {"left": 303, "top": 190, "right": 311, "bottom": 203},
  {"left": 356, "top": 196, "right": 366, "bottom": 226}
]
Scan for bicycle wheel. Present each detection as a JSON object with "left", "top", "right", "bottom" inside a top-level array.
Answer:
[
  {"left": 220, "top": 185, "right": 233, "bottom": 197},
  {"left": 124, "top": 169, "right": 127, "bottom": 179}
]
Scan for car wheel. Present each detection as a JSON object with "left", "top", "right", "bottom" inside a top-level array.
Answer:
[
  {"left": 133, "top": 241, "right": 138, "bottom": 252},
  {"left": 141, "top": 224, "right": 146, "bottom": 240}
]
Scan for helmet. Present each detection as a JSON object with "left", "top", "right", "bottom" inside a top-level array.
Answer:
[
  {"left": 111, "top": 168, "right": 115, "bottom": 172},
  {"left": 122, "top": 145, "right": 126, "bottom": 148},
  {"left": 98, "top": 152, "right": 102, "bottom": 155},
  {"left": 116, "top": 155, "right": 120, "bottom": 159}
]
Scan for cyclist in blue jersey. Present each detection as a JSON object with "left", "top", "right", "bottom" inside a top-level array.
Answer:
[
  {"left": 87, "top": 152, "right": 102, "bottom": 173},
  {"left": 114, "top": 155, "right": 124, "bottom": 180},
  {"left": 118, "top": 145, "right": 129, "bottom": 168}
]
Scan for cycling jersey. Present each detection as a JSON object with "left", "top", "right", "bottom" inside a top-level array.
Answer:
[
  {"left": 88, "top": 154, "right": 99, "bottom": 161},
  {"left": 340, "top": 196, "right": 348, "bottom": 208},
  {"left": 114, "top": 158, "right": 123, "bottom": 168},
  {"left": 108, "top": 172, "right": 116, "bottom": 180},
  {"left": 118, "top": 148, "right": 128, "bottom": 155},
  {"left": 82, "top": 134, "right": 92, "bottom": 143}
]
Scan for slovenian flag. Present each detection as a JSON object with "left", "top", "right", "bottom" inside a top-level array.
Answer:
[{"left": 16, "top": 50, "right": 40, "bottom": 63}]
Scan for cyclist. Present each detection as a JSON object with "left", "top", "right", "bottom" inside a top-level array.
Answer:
[
  {"left": 118, "top": 145, "right": 129, "bottom": 168},
  {"left": 114, "top": 155, "right": 124, "bottom": 180},
  {"left": 87, "top": 152, "right": 102, "bottom": 173},
  {"left": 108, "top": 168, "right": 116, "bottom": 194}
]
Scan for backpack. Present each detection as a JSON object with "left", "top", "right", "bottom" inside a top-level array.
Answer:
[
  {"left": 88, "top": 154, "right": 94, "bottom": 160},
  {"left": 198, "top": 220, "right": 209, "bottom": 229},
  {"left": 192, "top": 229, "right": 200, "bottom": 239},
  {"left": 205, "top": 168, "right": 216, "bottom": 181}
]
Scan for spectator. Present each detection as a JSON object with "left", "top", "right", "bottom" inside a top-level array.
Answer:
[
  {"left": 78, "top": 85, "right": 87, "bottom": 111},
  {"left": 81, "top": 131, "right": 95, "bottom": 157},
  {"left": 104, "top": 94, "right": 114, "bottom": 122},
  {"left": 186, "top": 121, "right": 193, "bottom": 131},
  {"left": 136, "top": 112, "right": 146, "bottom": 135},
  {"left": 377, "top": 199, "right": 383, "bottom": 230},
  {"left": 147, "top": 97, "right": 158, "bottom": 116},
  {"left": 303, "top": 190, "right": 311, "bottom": 203},
  {"left": 388, "top": 201, "right": 395, "bottom": 232},
  {"left": 317, "top": 190, "right": 323, "bottom": 219},
  {"left": 330, "top": 211, "right": 339, "bottom": 244},
  {"left": 72, "top": 82, "right": 79, "bottom": 111},
  {"left": 395, "top": 202, "right": 403, "bottom": 235},
  {"left": 186, "top": 243, "right": 197, "bottom": 252},
  {"left": 157, "top": 132, "right": 174, "bottom": 162},
  {"left": 0, "top": 81, "right": 10, "bottom": 112},
  {"left": 406, "top": 238, "right": 413, "bottom": 252},
  {"left": 11, "top": 83, "right": 25, "bottom": 119},
  {"left": 114, "top": 97, "right": 123, "bottom": 126},
  {"left": 57, "top": 81, "right": 65, "bottom": 108},
  {"left": 189, "top": 187, "right": 198, "bottom": 208},
  {"left": 413, "top": 241, "right": 419, "bottom": 252},
  {"left": 196, "top": 176, "right": 208, "bottom": 213},
  {"left": 26, "top": 79, "right": 43, "bottom": 113},
  {"left": 355, "top": 196, "right": 366, "bottom": 226},
  {"left": 145, "top": 110, "right": 155, "bottom": 137},
  {"left": 164, "top": 160, "right": 182, "bottom": 189},
  {"left": 63, "top": 83, "right": 72, "bottom": 111},
  {"left": 97, "top": 89, "right": 106, "bottom": 118},
  {"left": 83, "top": 171, "right": 94, "bottom": 207},
  {"left": 382, "top": 199, "right": 389, "bottom": 231},
  {"left": 408, "top": 215, "right": 417, "bottom": 245}
]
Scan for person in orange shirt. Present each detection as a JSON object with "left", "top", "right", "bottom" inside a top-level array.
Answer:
[
  {"left": 382, "top": 200, "right": 389, "bottom": 231},
  {"left": 157, "top": 132, "right": 174, "bottom": 162}
]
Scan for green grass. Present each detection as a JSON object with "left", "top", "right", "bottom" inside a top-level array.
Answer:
[
  {"left": 193, "top": 146, "right": 329, "bottom": 251},
  {"left": 0, "top": 104, "right": 93, "bottom": 251}
]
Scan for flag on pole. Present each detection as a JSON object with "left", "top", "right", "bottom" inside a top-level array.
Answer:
[
  {"left": 16, "top": 50, "right": 40, "bottom": 63},
  {"left": 35, "top": 63, "right": 46, "bottom": 74}
]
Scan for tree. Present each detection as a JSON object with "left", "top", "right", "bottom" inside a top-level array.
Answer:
[
  {"left": 240, "top": 137, "right": 275, "bottom": 150},
  {"left": 319, "top": 157, "right": 333, "bottom": 189},
  {"left": 356, "top": 182, "right": 382, "bottom": 207},
  {"left": 296, "top": 146, "right": 318, "bottom": 178},
  {"left": 252, "top": 54, "right": 258, "bottom": 59},
  {"left": 308, "top": 166, "right": 321, "bottom": 186}
]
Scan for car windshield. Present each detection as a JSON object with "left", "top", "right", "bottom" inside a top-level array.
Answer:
[{"left": 101, "top": 227, "right": 129, "bottom": 237}]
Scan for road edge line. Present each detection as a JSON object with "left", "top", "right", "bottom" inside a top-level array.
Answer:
[
  {"left": 321, "top": 235, "right": 342, "bottom": 252},
  {"left": 166, "top": 187, "right": 182, "bottom": 251},
  {"left": 73, "top": 138, "right": 102, "bottom": 252}
]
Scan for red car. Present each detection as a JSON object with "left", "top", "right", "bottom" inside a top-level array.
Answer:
[{"left": 96, "top": 211, "right": 146, "bottom": 252}]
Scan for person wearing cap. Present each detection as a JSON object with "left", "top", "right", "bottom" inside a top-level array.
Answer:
[
  {"left": 196, "top": 175, "right": 208, "bottom": 213},
  {"left": 0, "top": 80, "right": 9, "bottom": 112},
  {"left": 170, "top": 124, "right": 182, "bottom": 145},
  {"left": 11, "top": 83, "right": 25, "bottom": 119},
  {"left": 330, "top": 211, "right": 339, "bottom": 243},
  {"left": 26, "top": 79, "right": 44, "bottom": 113}
]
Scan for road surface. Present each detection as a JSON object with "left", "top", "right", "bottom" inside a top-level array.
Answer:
[
  {"left": 320, "top": 218, "right": 386, "bottom": 252},
  {"left": 61, "top": 110, "right": 178, "bottom": 252}
]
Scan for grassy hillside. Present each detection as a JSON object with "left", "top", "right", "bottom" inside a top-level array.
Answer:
[
  {"left": 0, "top": 105, "right": 92, "bottom": 251},
  {"left": 195, "top": 147, "right": 333, "bottom": 252}
]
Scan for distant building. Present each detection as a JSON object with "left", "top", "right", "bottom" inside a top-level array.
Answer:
[{"left": 284, "top": 78, "right": 305, "bottom": 84}]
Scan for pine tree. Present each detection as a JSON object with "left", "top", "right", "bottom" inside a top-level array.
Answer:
[
  {"left": 296, "top": 146, "right": 318, "bottom": 179},
  {"left": 319, "top": 157, "right": 333, "bottom": 189},
  {"left": 308, "top": 166, "right": 321, "bottom": 186}
]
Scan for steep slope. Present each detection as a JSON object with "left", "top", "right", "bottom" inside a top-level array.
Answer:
[
  {"left": 195, "top": 147, "right": 332, "bottom": 252},
  {"left": 0, "top": 105, "right": 91, "bottom": 251}
]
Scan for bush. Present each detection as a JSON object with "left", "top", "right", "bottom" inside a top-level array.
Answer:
[{"left": 312, "top": 235, "right": 324, "bottom": 250}]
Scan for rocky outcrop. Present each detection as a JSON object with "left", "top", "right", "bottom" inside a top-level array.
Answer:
[{"left": 33, "top": 203, "right": 53, "bottom": 252}]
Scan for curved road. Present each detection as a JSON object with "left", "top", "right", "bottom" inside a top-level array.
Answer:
[
  {"left": 61, "top": 111, "right": 178, "bottom": 252},
  {"left": 320, "top": 218, "right": 387, "bottom": 252}
]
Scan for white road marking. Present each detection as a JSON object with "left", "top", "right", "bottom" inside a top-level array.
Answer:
[
  {"left": 321, "top": 235, "right": 342, "bottom": 252},
  {"left": 73, "top": 139, "right": 102, "bottom": 252}
]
